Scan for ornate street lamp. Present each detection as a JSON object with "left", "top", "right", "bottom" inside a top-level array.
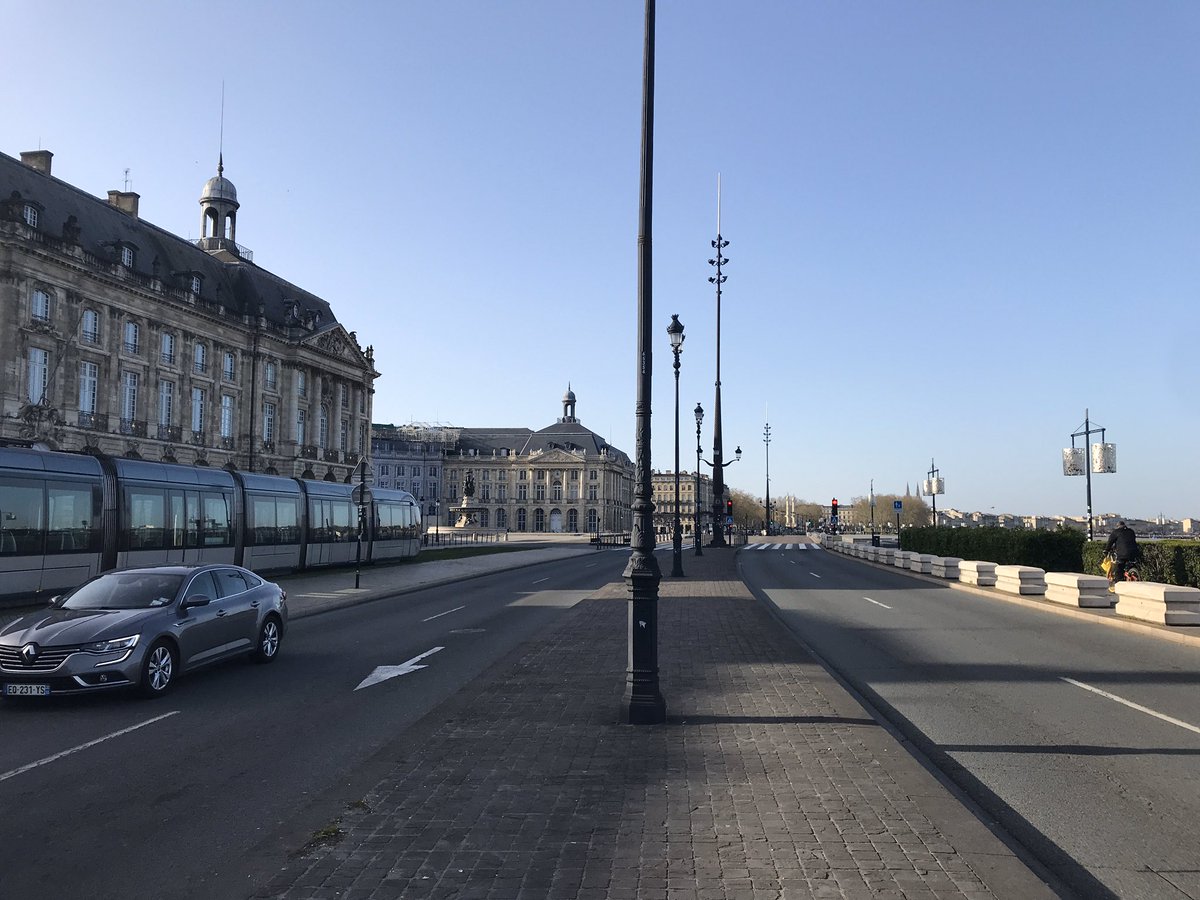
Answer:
[
  {"left": 707, "top": 177, "right": 731, "bottom": 546},
  {"left": 700, "top": 441, "right": 742, "bottom": 542},
  {"left": 668, "top": 314, "right": 685, "bottom": 577},
  {"left": 694, "top": 403, "right": 704, "bottom": 556},
  {"left": 622, "top": 0, "right": 665, "bottom": 725},
  {"left": 763, "top": 422, "right": 771, "bottom": 536}
]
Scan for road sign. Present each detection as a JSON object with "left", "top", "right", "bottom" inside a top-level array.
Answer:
[
  {"left": 351, "top": 484, "right": 373, "bottom": 506},
  {"left": 893, "top": 500, "right": 903, "bottom": 511}
]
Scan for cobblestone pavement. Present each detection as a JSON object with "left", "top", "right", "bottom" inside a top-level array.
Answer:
[{"left": 253, "top": 545, "right": 1056, "bottom": 900}]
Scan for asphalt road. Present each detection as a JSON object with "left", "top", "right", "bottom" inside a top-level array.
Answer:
[
  {"left": 0, "top": 550, "right": 630, "bottom": 900},
  {"left": 739, "top": 543, "right": 1200, "bottom": 900}
]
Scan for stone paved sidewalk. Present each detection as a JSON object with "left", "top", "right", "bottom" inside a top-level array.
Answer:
[{"left": 253, "top": 547, "right": 1055, "bottom": 900}]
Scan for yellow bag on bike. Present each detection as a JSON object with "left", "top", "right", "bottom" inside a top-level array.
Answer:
[{"left": 1100, "top": 555, "right": 1114, "bottom": 576}]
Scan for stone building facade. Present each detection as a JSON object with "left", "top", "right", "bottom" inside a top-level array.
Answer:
[
  {"left": 1, "top": 149, "right": 376, "bottom": 480},
  {"left": 652, "top": 470, "right": 713, "bottom": 541},
  {"left": 371, "top": 389, "right": 634, "bottom": 534}
]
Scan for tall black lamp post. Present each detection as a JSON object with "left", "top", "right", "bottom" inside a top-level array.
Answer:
[
  {"left": 693, "top": 403, "right": 704, "bottom": 556},
  {"left": 622, "top": 0, "right": 665, "bottom": 725},
  {"left": 668, "top": 314, "right": 685, "bottom": 577},
  {"left": 707, "top": 178, "right": 731, "bottom": 546},
  {"left": 763, "top": 422, "right": 771, "bottom": 536}
]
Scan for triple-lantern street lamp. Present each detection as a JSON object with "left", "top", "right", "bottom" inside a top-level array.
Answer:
[{"left": 668, "top": 314, "right": 685, "bottom": 578}]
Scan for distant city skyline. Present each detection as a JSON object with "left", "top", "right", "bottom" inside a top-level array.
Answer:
[{"left": 7, "top": 2, "right": 1197, "bottom": 519}]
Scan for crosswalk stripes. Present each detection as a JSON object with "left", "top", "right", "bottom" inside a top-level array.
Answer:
[{"left": 742, "top": 543, "right": 823, "bottom": 551}]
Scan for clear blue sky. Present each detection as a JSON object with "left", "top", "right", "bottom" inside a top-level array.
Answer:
[{"left": 7, "top": 2, "right": 1199, "bottom": 520}]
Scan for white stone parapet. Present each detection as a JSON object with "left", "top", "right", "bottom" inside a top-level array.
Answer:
[
  {"left": 995, "top": 564, "right": 1047, "bottom": 596},
  {"left": 960, "top": 560, "right": 998, "bottom": 587},
  {"left": 1114, "top": 582, "right": 1200, "bottom": 625},
  {"left": 932, "top": 557, "right": 962, "bottom": 579},
  {"left": 893, "top": 550, "right": 911, "bottom": 569},
  {"left": 878, "top": 547, "right": 895, "bottom": 565},
  {"left": 1044, "top": 572, "right": 1113, "bottom": 608}
]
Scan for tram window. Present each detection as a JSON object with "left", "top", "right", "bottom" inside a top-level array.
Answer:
[
  {"left": 332, "top": 500, "right": 354, "bottom": 542},
  {"left": 48, "top": 484, "right": 99, "bottom": 553},
  {"left": 202, "top": 492, "right": 231, "bottom": 546},
  {"left": 168, "top": 492, "right": 186, "bottom": 550},
  {"left": 126, "top": 488, "right": 166, "bottom": 550},
  {"left": 0, "top": 478, "right": 44, "bottom": 556},
  {"left": 186, "top": 492, "right": 201, "bottom": 548},
  {"left": 277, "top": 497, "right": 300, "bottom": 544},
  {"left": 249, "top": 497, "right": 277, "bottom": 546},
  {"left": 376, "top": 503, "right": 396, "bottom": 540}
]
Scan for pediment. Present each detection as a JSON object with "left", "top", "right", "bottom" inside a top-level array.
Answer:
[{"left": 303, "top": 324, "right": 368, "bottom": 367}]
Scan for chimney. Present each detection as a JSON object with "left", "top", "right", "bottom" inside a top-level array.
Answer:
[
  {"left": 20, "top": 150, "right": 53, "bottom": 175},
  {"left": 107, "top": 190, "right": 140, "bottom": 218}
]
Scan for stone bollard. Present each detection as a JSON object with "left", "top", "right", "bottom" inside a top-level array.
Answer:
[
  {"left": 995, "top": 565, "right": 1047, "bottom": 596},
  {"left": 1114, "top": 582, "right": 1200, "bottom": 625},
  {"left": 893, "top": 550, "right": 911, "bottom": 569},
  {"left": 1045, "top": 572, "right": 1113, "bottom": 608},
  {"left": 932, "top": 556, "right": 961, "bottom": 579},
  {"left": 878, "top": 547, "right": 894, "bottom": 565},
  {"left": 959, "top": 560, "right": 998, "bottom": 587},
  {"left": 909, "top": 553, "right": 934, "bottom": 575}
]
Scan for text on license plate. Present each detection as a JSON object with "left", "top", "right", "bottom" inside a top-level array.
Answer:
[{"left": 3, "top": 683, "right": 50, "bottom": 696}]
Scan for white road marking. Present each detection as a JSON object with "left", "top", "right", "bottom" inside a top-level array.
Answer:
[
  {"left": 863, "top": 596, "right": 892, "bottom": 609},
  {"left": 532, "top": 577, "right": 550, "bottom": 584},
  {"left": 1061, "top": 677, "right": 1200, "bottom": 736},
  {"left": 0, "top": 711, "right": 180, "bottom": 783},
  {"left": 809, "top": 572, "right": 821, "bottom": 579},
  {"left": 356, "top": 647, "right": 444, "bottom": 691},
  {"left": 423, "top": 605, "right": 465, "bottom": 622}
]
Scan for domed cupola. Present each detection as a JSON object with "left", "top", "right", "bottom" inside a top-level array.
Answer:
[
  {"left": 199, "top": 153, "right": 240, "bottom": 248},
  {"left": 560, "top": 384, "right": 578, "bottom": 423}
]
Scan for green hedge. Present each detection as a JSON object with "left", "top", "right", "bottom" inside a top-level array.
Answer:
[
  {"left": 897, "top": 528, "right": 1200, "bottom": 587},
  {"left": 1081, "top": 540, "right": 1200, "bottom": 587},
  {"left": 900, "top": 527, "right": 1085, "bottom": 572}
]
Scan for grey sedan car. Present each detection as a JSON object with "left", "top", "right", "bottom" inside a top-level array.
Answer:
[{"left": 0, "top": 564, "right": 287, "bottom": 699}]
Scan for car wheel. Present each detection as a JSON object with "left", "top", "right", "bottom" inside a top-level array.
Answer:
[
  {"left": 252, "top": 615, "right": 282, "bottom": 664},
  {"left": 138, "top": 641, "right": 177, "bottom": 698}
]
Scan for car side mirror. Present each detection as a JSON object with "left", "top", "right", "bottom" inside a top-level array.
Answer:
[
  {"left": 47, "top": 595, "right": 61, "bottom": 608},
  {"left": 181, "top": 594, "right": 211, "bottom": 611}
]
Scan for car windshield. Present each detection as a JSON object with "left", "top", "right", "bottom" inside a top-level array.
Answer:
[{"left": 61, "top": 572, "right": 185, "bottom": 611}]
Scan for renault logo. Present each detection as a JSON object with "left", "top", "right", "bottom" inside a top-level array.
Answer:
[{"left": 20, "top": 643, "right": 39, "bottom": 664}]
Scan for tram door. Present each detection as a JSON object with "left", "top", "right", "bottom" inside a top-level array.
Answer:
[{"left": 166, "top": 489, "right": 203, "bottom": 564}]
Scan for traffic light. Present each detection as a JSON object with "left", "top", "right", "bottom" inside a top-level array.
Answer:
[
  {"left": 831, "top": 498, "right": 838, "bottom": 516},
  {"left": 726, "top": 498, "right": 734, "bottom": 519}
]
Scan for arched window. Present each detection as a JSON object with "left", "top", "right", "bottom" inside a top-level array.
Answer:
[{"left": 497, "top": 509, "right": 507, "bottom": 529}]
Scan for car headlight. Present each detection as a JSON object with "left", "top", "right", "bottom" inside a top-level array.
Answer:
[{"left": 83, "top": 635, "right": 140, "bottom": 653}]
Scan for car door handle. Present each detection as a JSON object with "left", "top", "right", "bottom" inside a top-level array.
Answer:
[
  {"left": 216, "top": 610, "right": 227, "bottom": 617},
  {"left": 250, "top": 601, "right": 259, "bottom": 608}
]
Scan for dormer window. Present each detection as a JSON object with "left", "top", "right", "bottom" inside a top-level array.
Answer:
[
  {"left": 120, "top": 246, "right": 134, "bottom": 268},
  {"left": 23, "top": 205, "right": 38, "bottom": 228}
]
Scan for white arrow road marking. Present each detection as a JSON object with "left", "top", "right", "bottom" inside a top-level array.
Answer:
[
  {"left": 1061, "top": 677, "right": 1200, "bottom": 735},
  {"left": 863, "top": 596, "right": 892, "bottom": 609},
  {"left": 1, "top": 711, "right": 179, "bottom": 783},
  {"left": 356, "top": 647, "right": 444, "bottom": 691}
]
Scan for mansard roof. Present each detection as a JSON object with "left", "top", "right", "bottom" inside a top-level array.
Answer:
[{"left": 1, "top": 150, "right": 338, "bottom": 332}]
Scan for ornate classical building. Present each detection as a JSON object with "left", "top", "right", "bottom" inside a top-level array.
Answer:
[
  {"left": 371, "top": 389, "right": 634, "bottom": 534},
  {"left": 1, "top": 149, "right": 376, "bottom": 479},
  {"left": 652, "top": 470, "right": 713, "bottom": 541}
]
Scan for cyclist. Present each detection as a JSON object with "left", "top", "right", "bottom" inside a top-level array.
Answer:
[{"left": 1104, "top": 520, "right": 1140, "bottom": 591}]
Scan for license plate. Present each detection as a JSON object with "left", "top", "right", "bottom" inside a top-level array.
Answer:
[{"left": 3, "top": 683, "right": 50, "bottom": 696}]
